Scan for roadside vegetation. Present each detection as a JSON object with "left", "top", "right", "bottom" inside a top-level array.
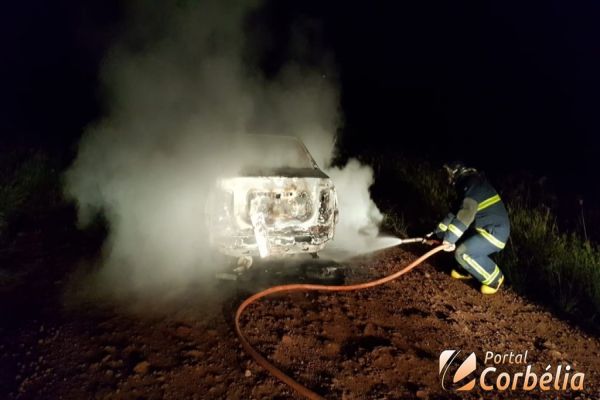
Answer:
[{"left": 0, "top": 149, "right": 63, "bottom": 245}]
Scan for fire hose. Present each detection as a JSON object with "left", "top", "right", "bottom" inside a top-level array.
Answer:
[{"left": 235, "top": 240, "right": 446, "bottom": 400}]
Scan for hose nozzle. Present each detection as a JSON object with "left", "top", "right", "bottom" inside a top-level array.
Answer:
[{"left": 397, "top": 236, "right": 440, "bottom": 246}]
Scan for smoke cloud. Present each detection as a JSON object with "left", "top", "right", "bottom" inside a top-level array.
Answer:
[{"left": 65, "top": 0, "right": 390, "bottom": 299}]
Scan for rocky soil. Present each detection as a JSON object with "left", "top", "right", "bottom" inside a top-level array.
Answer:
[{"left": 2, "top": 243, "right": 600, "bottom": 399}]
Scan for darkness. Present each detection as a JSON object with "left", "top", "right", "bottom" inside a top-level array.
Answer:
[
  {"left": 0, "top": 1, "right": 121, "bottom": 149},
  {"left": 2, "top": 1, "right": 600, "bottom": 199}
]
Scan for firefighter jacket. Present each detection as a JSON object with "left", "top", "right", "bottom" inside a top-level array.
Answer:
[{"left": 435, "top": 173, "right": 510, "bottom": 249}]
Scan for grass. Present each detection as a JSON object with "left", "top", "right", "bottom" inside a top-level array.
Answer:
[
  {"left": 358, "top": 153, "right": 455, "bottom": 233},
  {"left": 498, "top": 204, "right": 600, "bottom": 318},
  {"left": 0, "top": 149, "right": 62, "bottom": 243},
  {"left": 361, "top": 152, "right": 600, "bottom": 325}
]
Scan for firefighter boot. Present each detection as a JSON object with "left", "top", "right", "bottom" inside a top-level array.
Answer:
[
  {"left": 451, "top": 269, "right": 473, "bottom": 280},
  {"left": 481, "top": 275, "right": 504, "bottom": 295}
]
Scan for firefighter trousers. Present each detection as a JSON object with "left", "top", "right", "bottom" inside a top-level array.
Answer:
[{"left": 455, "top": 233, "right": 504, "bottom": 287}]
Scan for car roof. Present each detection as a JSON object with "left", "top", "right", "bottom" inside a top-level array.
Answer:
[{"left": 232, "top": 134, "right": 318, "bottom": 169}]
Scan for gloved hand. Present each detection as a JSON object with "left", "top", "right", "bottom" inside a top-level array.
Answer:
[
  {"left": 422, "top": 231, "right": 439, "bottom": 246},
  {"left": 442, "top": 241, "right": 456, "bottom": 252}
]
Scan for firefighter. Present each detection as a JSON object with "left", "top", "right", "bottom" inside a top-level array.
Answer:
[{"left": 433, "top": 162, "right": 510, "bottom": 295}]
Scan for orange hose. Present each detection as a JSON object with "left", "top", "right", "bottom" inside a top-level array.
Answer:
[{"left": 235, "top": 244, "right": 446, "bottom": 400}]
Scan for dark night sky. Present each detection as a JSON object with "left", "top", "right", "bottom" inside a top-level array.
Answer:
[{"left": 2, "top": 1, "right": 600, "bottom": 196}]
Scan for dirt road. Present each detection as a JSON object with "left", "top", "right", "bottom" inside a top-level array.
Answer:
[{"left": 1, "top": 245, "right": 599, "bottom": 399}]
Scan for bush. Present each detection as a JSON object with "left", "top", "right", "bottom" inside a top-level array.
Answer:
[
  {"left": 498, "top": 204, "right": 600, "bottom": 317},
  {"left": 359, "top": 153, "right": 454, "bottom": 236},
  {"left": 0, "top": 150, "right": 62, "bottom": 241}
]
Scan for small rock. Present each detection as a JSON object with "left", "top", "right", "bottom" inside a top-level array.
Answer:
[
  {"left": 364, "top": 323, "right": 377, "bottom": 336},
  {"left": 176, "top": 326, "right": 192, "bottom": 337},
  {"left": 416, "top": 389, "right": 428, "bottom": 398},
  {"left": 323, "top": 342, "right": 341, "bottom": 357},
  {"left": 373, "top": 351, "right": 394, "bottom": 369},
  {"left": 103, "top": 346, "right": 116, "bottom": 354},
  {"left": 543, "top": 340, "right": 556, "bottom": 350},
  {"left": 244, "top": 369, "right": 252, "bottom": 378},
  {"left": 184, "top": 350, "right": 204, "bottom": 359},
  {"left": 108, "top": 360, "right": 124, "bottom": 369},
  {"left": 206, "top": 329, "right": 218, "bottom": 337},
  {"left": 549, "top": 350, "right": 562, "bottom": 360},
  {"left": 281, "top": 335, "right": 293, "bottom": 345},
  {"left": 134, "top": 361, "right": 150, "bottom": 375}
]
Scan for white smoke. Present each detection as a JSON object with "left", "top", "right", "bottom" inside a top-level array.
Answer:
[{"left": 65, "top": 0, "right": 390, "bottom": 299}]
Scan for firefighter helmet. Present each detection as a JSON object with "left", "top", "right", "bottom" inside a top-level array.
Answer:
[{"left": 443, "top": 161, "right": 477, "bottom": 185}]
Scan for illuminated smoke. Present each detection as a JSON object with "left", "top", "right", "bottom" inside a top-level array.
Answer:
[{"left": 65, "top": 0, "right": 388, "bottom": 299}]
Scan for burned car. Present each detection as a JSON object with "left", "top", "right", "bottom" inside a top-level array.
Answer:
[{"left": 206, "top": 135, "right": 338, "bottom": 267}]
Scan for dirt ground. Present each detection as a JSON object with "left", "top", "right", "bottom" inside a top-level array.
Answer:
[{"left": 2, "top": 241, "right": 600, "bottom": 399}]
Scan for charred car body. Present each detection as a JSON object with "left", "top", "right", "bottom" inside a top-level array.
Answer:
[{"left": 206, "top": 135, "right": 338, "bottom": 263}]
